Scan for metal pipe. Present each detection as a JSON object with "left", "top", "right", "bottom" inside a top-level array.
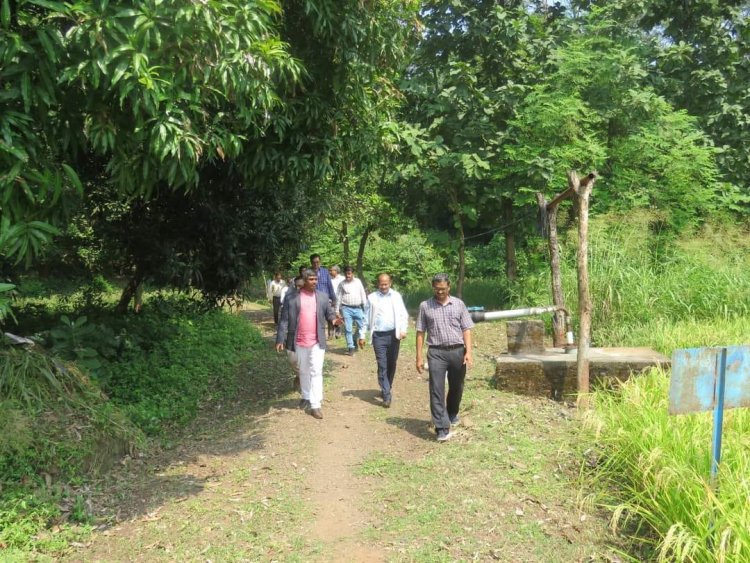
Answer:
[{"left": 470, "top": 305, "right": 567, "bottom": 323}]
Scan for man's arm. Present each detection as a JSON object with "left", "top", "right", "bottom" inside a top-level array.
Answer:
[
  {"left": 396, "top": 293, "right": 408, "bottom": 339},
  {"left": 322, "top": 269, "right": 336, "bottom": 303},
  {"left": 275, "top": 294, "right": 290, "bottom": 352},
  {"left": 416, "top": 331, "right": 425, "bottom": 374},
  {"left": 462, "top": 329, "right": 473, "bottom": 368},
  {"left": 358, "top": 279, "right": 367, "bottom": 307},
  {"left": 324, "top": 295, "right": 341, "bottom": 324},
  {"left": 335, "top": 283, "right": 343, "bottom": 315}
]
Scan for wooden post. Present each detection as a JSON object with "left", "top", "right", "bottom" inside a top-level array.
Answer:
[
  {"left": 571, "top": 171, "right": 596, "bottom": 404},
  {"left": 536, "top": 192, "right": 567, "bottom": 348}
]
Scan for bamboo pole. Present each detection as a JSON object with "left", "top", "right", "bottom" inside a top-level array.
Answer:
[{"left": 571, "top": 171, "right": 597, "bottom": 405}]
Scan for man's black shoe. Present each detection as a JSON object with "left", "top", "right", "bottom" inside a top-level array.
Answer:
[
  {"left": 383, "top": 398, "right": 391, "bottom": 408},
  {"left": 298, "top": 399, "right": 310, "bottom": 410}
]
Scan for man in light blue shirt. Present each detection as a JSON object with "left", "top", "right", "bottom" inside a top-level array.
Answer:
[{"left": 364, "top": 273, "right": 409, "bottom": 408}]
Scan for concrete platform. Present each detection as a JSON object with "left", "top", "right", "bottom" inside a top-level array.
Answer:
[{"left": 494, "top": 347, "right": 670, "bottom": 400}]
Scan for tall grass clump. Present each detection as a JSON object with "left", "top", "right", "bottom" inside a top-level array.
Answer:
[
  {"left": 511, "top": 212, "right": 750, "bottom": 350},
  {"left": 586, "top": 367, "right": 750, "bottom": 561}
]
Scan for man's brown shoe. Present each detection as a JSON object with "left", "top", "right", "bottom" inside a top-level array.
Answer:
[
  {"left": 309, "top": 408, "right": 323, "bottom": 419},
  {"left": 357, "top": 339, "right": 365, "bottom": 350}
]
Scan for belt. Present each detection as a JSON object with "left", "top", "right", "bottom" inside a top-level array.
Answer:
[
  {"left": 430, "top": 343, "right": 464, "bottom": 350},
  {"left": 373, "top": 329, "right": 395, "bottom": 335},
  {"left": 341, "top": 304, "right": 363, "bottom": 308}
]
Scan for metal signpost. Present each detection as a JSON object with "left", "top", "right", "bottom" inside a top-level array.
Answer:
[{"left": 669, "top": 345, "right": 750, "bottom": 482}]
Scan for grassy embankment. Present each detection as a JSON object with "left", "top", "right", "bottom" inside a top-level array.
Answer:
[{"left": 0, "top": 288, "right": 287, "bottom": 559}]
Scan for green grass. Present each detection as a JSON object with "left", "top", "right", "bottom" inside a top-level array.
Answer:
[
  {"left": 0, "top": 288, "right": 273, "bottom": 558},
  {"left": 356, "top": 357, "right": 617, "bottom": 561},
  {"left": 585, "top": 367, "right": 750, "bottom": 562}
]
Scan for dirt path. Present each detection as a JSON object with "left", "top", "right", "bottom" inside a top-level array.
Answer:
[
  {"left": 64, "top": 303, "right": 615, "bottom": 562},
  {"left": 66, "top": 305, "right": 437, "bottom": 562}
]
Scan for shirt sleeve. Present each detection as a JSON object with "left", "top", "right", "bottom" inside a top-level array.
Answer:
[
  {"left": 415, "top": 302, "right": 426, "bottom": 332},
  {"left": 459, "top": 302, "right": 475, "bottom": 331}
]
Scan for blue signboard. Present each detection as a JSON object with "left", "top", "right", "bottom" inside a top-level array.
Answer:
[
  {"left": 669, "top": 345, "right": 750, "bottom": 481},
  {"left": 669, "top": 345, "right": 750, "bottom": 415}
]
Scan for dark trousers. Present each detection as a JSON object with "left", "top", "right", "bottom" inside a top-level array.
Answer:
[
  {"left": 272, "top": 296, "right": 282, "bottom": 324},
  {"left": 372, "top": 330, "right": 400, "bottom": 401},
  {"left": 427, "top": 346, "right": 466, "bottom": 431}
]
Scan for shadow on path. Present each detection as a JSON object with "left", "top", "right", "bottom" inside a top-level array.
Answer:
[
  {"left": 384, "top": 416, "right": 435, "bottom": 442},
  {"left": 342, "top": 388, "right": 382, "bottom": 406},
  {"left": 85, "top": 305, "right": 297, "bottom": 526}
]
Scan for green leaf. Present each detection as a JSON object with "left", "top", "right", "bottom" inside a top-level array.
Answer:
[
  {"left": 1, "top": 0, "right": 10, "bottom": 29},
  {"left": 61, "top": 163, "right": 83, "bottom": 194}
]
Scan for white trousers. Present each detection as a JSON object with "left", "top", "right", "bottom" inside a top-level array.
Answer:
[
  {"left": 286, "top": 349, "right": 300, "bottom": 374},
  {"left": 296, "top": 343, "right": 325, "bottom": 409}
]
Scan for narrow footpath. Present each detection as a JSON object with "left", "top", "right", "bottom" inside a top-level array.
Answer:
[
  {"left": 64, "top": 303, "right": 616, "bottom": 562},
  {"left": 65, "top": 304, "right": 439, "bottom": 562}
]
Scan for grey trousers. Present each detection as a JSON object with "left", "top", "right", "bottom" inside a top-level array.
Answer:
[{"left": 427, "top": 346, "right": 466, "bottom": 432}]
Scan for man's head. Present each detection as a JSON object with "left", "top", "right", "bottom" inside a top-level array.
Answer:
[
  {"left": 301, "top": 268, "right": 318, "bottom": 291},
  {"left": 310, "top": 254, "right": 321, "bottom": 270},
  {"left": 294, "top": 276, "right": 304, "bottom": 290},
  {"left": 273, "top": 272, "right": 282, "bottom": 281},
  {"left": 431, "top": 273, "right": 451, "bottom": 303},
  {"left": 343, "top": 265, "right": 354, "bottom": 281},
  {"left": 298, "top": 265, "right": 306, "bottom": 276},
  {"left": 330, "top": 265, "right": 340, "bottom": 277},
  {"left": 377, "top": 273, "right": 392, "bottom": 295}
]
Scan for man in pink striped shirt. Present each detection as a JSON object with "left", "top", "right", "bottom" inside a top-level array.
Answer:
[{"left": 275, "top": 269, "right": 341, "bottom": 419}]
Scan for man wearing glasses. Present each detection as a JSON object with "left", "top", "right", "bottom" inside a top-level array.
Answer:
[{"left": 415, "top": 273, "right": 474, "bottom": 442}]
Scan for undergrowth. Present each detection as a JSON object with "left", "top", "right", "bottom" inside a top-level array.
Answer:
[{"left": 0, "top": 289, "right": 266, "bottom": 557}]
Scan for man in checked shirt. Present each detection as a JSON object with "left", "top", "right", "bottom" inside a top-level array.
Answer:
[{"left": 415, "top": 273, "right": 474, "bottom": 442}]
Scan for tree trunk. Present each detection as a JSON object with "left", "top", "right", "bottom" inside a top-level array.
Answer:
[
  {"left": 342, "top": 221, "right": 350, "bottom": 265},
  {"left": 115, "top": 267, "right": 144, "bottom": 314},
  {"left": 356, "top": 225, "right": 373, "bottom": 289},
  {"left": 502, "top": 198, "right": 517, "bottom": 281},
  {"left": 571, "top": 171, "right": 596, "bottom": 405},
  {"left": 536, "top": 192, "right": 567, "bottom": 347},
  {"left": 548, "top": 207, "right": 566, "bottom": 347},
  {"left": 456, "top": 217, "right": 466, "bottom": 299}
]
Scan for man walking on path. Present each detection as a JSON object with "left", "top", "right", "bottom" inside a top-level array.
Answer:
[
  {"left": 267, "top": 272, "right": 287, "bottom": 324},
  {"left": 415, "top": 273, "right": 474, "bottom": 442},
  {"left": 276, "top": 269, "right": 341, "bottom": 419},
  {"left": 310, "top": 254, "right": 336, "bottom": 304},
  {"left": 364, "top": 273, "right": 409, "bottom": 408},
  {"left": 335, "top": 265, "right": 368, "bottom": 355},
  {"left": 329, "top": 265, "right": 344, "bottom": 338}
]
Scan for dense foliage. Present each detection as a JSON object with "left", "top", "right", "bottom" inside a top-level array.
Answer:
[{"left": 2, "top": 1, "right": 750, "bottom": 558}]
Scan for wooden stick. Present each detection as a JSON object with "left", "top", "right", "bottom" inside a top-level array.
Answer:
[{"left": 571, "top": 171, "right": 596, "bottom": 405}]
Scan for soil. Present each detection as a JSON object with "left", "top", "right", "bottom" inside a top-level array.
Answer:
[{"left": 62, "top": 303, "right": 616, "bottom": 562}]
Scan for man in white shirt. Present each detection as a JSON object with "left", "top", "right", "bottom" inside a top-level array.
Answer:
[
  {"left": 335, "top": 265, "right": 368, "bottom": 355},
  {"left": 267, "top": 272, "right": 287, "bottom": 324},
  {"left": 329, "top": 265, "right": 344, "bottom": 338},
  {"left": 364, "top": 273, "right": 409, "bottom": 408}
]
